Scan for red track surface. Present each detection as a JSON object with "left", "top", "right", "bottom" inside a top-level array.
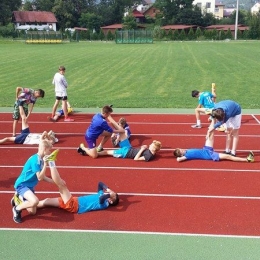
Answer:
[{"left": 0, "top": 112, "right": 260, "bottom": 236}]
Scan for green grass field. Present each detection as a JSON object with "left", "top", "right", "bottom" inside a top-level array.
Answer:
[{"left": 0, "top": 40, "right": 260, "bottom": 109}]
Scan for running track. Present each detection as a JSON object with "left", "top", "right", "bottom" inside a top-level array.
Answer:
[{"left": 0, "top": 112, "right": 260, "bottom": 236}]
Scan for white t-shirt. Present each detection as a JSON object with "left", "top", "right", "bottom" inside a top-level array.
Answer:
[
  {"left": 52, "top": 72, "right": 68, "bottom": 97},
  {"left": 23, "top": 134, "right": 58, "bottom": 144}
]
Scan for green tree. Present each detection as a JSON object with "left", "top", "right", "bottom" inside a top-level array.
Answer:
[
  {"left": 248, "top": 13, "right": 260, "bottom": 39},
  {"left": 179, "top": 29, "right": 186, "bottom": 41},
  {"left": 226, "top": 28, "right": 233, "bottom": 39},
  {"left": 187, "top": 28, "right": 195, "bottom": 40},
  {"left": 167, "top": 28, "right": 173, "bottom": 40},
  {"left": 99, "top": 29, "right": 105, "bottom": 40},
  {"left": 32, "top": 0, "right": 55, "bottom": 11},
  {"left": 0, "top": 0, "right": 21, "bottom": 25},
  {"left": 195, "top": 27, "right": 202, "bottom": 39},
  {"left": 79, "top": 13, "right": 103, "bottom": 33},
  {"left": 123, "top": 14, "right": 137, "bottom": 30},
  {"left": 173, "top": 29, "right": 179, "bottom": 40}
]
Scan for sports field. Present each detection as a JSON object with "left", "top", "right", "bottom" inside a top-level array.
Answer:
[{"left": 1, "top": 110, "right": 260, "bottom": 259}]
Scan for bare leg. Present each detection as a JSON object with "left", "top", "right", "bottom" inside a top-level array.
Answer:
[
  {"left": 231, "top": 129, "right": 239, "bottom": 155},
  {"left": 225, "top": 128, "right": 232, "bottom": 153},
  {"left": 62, "top": 100, "right": 68, "bottom": 118},
  {"left": 12, "top": 120, "right": 18, "bottom": 136},
  {"left": 49, "top": 164, "right": 72, "bottom": 204},
  {"left": 52, "top": 100, "right": 60, "bottom": 117}
]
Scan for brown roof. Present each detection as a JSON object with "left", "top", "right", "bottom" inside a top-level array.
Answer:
[
  {"left": 13, "top": 11, "right": 57, "bottom": 23},
  {"left": 161, "top": 25, "right": 197, "bottom": 30},
  {"left": 100, "top": 24, "right": 123, "bottom": 29},
  {"left": 132, "top": 9, "right": 145, "bottom": 18},
  {"left": 205, "top": 24, "right": 249, "bottom": 31}
]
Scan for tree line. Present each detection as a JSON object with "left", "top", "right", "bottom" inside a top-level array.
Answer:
[{"left": 1, "top": 0, "right": 260, "bottom": 39}]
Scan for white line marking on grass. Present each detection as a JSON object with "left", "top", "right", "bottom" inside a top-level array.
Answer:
[
  {"left": 0, "top": 165, "right": 259, "bottom": 172},
  {"left": 251, "top": 114, "right": 260, "bottom": 124},
  {"left": 1, "top": 228, "right": 260, "bottom": 239}
]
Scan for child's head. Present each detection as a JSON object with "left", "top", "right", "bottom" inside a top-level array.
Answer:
[
  {"left": 101, "top": 105, "right": 113, "bottom": 118},
  {"left": 211, "top": 108, "right": 225, "bottom": 121},
  {"left": 118, "top": 117, "right": 127, "bottom": 127},
  {"left": 108, "top": 192, "right": 119, "bottom": 206},
  {"left": 59, "top": 66, "right": 66, "bottom": 72},
  {"left": 149, "top": 140, "right": 162, "bottom": 154},
  {"left": 173, "top": 148, "right": 182, "bottom": 157},
  {"left": 35, "top": 89, "right": 45, "bottom": 98},
  {"left": 191, "top": 90, "right": 200, "bottom": 98}
]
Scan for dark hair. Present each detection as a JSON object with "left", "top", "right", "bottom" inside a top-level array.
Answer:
[
  {"left": 37, "top": 89, "right": 45, "bottom": 98},
  {"left": 102, "top": 105, "right": 113, "bottom": 114},
  {"left": 211, "top": 108, "right": 224, "bottom": 121},
  {"left": 173, "top": 149, "right": 182, "bottom": 157},
  {"left": 59, "top": 66, "right": 66, "bottom": 71},
  {"left": 111, "top": 193, "right": 119, "bottom": 206},
  {"left": 191, "top": 90, "right": 200, "bottom": 97}
]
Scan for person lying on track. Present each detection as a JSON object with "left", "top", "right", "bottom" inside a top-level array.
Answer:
[
  {"left": 78, "top": 115, "right": 161, "bottom": 161},
  {"left": 0, "top": 113, "right": 58, "bottom": 145},
  {"left": 173, "top": 121, "right": 254, "bottom": 163},
  {"left": 36, "top": 150, "right": 119, "bottom": 214}
]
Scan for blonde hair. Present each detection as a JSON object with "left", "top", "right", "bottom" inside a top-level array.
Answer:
[{"left": 153, "top": 140, "right": 162, "bottom": 151}]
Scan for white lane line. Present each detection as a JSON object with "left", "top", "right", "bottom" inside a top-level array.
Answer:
[
  {"left": 1, "top": 191, "right": 260, "bottom": 200},
  {"left": 251, "top": 114, "right": 260, "bottom": 124},
  {"left": 0, "top": 165, "right": 259, "bottom": 172},
  {"left": 1, "top": 228, "right": 260, "bottom": 239}
]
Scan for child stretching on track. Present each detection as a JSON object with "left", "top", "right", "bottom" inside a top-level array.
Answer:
[
  {"left": 11, "top": 144, "right": 59, "bottom": 223},
  {"left": 87, "top": 116, "right": 161, "bottom": 161},
  {"left": 77, "top": 105, "right": 124, "bottom": 159},
  {"left": 12, "top": 86, "right": 45, "bottom": 137},
  {"left": 37, "top": 152, "right": 119, "bottom": 214},
  {"left": 173, "top": 121, "right": 254, "bottom": 163},
  {"left": 0, "top": 111, "right": 58, "bottom": 145},
  {"left": 191, "top": 83, "right": 217, "bottom": 129},
  {"left": 111, "top": 117, "right": 131, "bottom": 147},
  {"left": 47, "top": 101, "right": 73, "bottom": 122}
]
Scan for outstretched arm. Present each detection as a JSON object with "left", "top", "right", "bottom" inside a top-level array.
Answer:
[
  {"left": 176, "top": 156, "right": 187, "bottom": 162},
  {"left": 134, "top": 145, "right": 147, "bottom": 161}
]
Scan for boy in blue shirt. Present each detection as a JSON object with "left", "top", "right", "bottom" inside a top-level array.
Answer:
[
  {"left": 207, "top": 100, "right": 241, "bottom": 156},
  {"left": 11, "top": 141, "right": 58, "bottom": 223},
  {"left": 173, "top": 121, "right": 254, "bottom": 163},
  {"left": 37, "top": 157, "right": 119, "bottom": 214},
  {"left": 191, "top": 83, "right": 216, "bottom": 128},
  {"left": 77, "top": 105, "right": 124, "bottom": 159}
]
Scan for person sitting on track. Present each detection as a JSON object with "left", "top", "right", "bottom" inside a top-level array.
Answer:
[
  {"left": 111, "top": 117, "right": 131, "bottom": 147},
  {"left": 36, "top": 151, "right": 119, "bottom": 214},
  {"left": 79, "top": 115, "right": 161, "bottom": 161},
  {"left": 0, "top": 112, "right": 58, "bottom": 145},
  {"left": 173, "top": 121, "right": 254, "bottom": 163},
  {"left": 47, "top": 101, "right": 73, "bottom": 122},
  {"left": 11, "top": 142, "right": 59, "bottom": 223}
]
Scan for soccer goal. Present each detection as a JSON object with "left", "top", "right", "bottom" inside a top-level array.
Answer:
[{"left": 115, "top": 30, "right": 153, "bottom": 44}]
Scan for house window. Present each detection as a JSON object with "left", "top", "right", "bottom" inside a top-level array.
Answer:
[
  {"left": 196, "top": 3, "right": 202, "bottom": 8},
  {"left": 215, "top": 8, "right": 219, "bottom": 12},
  {"left": 206, "top": 2, "right": 211, "bottom": 8}
]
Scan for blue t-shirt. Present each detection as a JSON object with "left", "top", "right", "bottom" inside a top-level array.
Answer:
[
  {"left": 86, "top": 113, "right": 113, "bottom": 139},
  {"left": 213, "top": 100, "right": 241, "bottom": 128},
  {"left": 185, "top": 146, "right": 219, "bottom": 161},
  {"left": 199, "top": 91, "right": 215, "bottom": 109},
  {"left": 77, "top": 185, "right": 109, "bottom": 214},
  {"left": 14, "top": 153, "right": 43, "bottom": 190}
]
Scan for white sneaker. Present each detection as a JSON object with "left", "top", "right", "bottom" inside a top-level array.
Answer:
[{"left": 191, "top": 124, "right": 202, "bottom": 128}]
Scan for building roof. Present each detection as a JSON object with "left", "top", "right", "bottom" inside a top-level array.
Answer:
[
  {"left": 205, "top": 24, "right": 249, "bottom": 31},
  {"left": 132, "top": 9, "right": 145, "bottom": 18},
  {"left": 13, "top": 11, "right": 57, "bottom": 23},
  {"left": 161, "top": 25, "right": 198, "bottom": 30},
  {"left": 100, "top": 24, "right": 123, "bottom": 29}
]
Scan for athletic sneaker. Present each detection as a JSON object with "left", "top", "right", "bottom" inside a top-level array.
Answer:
[
  {"left": 12, "top": 206, "right": 22, "bottom": 223},
  {"left": 11, "top": 194, "right": 22, "bottom": 207},
  {"left": 225, "top": 151, "right": 236, "bottom": 156},
  {"left": 77, "top": 143, "right": 87, "bottom": 156},
  {"left": 247, "top": 151, "right": 254, "bottom": 163},
  {"left": 64, "top": 117, "right": 74, "bottom": 122},
  {"left": 191, "top": 124, "right": 202, "bottom": 128},
  {"left": 47, "top": 116, "right": 56, "bottom": 122},
  {"left": 96, "top": 146, "right": 104, "bottom": 152},
  {"left": 45, "top": 149, "right": 59, "bottom": 162}
]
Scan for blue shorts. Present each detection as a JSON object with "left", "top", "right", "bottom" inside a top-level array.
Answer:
[
  {"left": 113, "top": 139, "right": 131, "bottom": 158},
  {"left": 15, "top": 184, "right": 34, "bottom": 198},
  {"left": 84, "top": 135, "right": 96, "bottom": 149},
  {"left": 15, "top": 128, "right": 30, "bottom": 144},
  {"left": 203, "top": 146, "right": 220, "bottom": 161}
]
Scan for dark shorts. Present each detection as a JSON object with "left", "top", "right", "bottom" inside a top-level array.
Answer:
[
  {"left": 84, "top": 135, "right": 96, "bottom": 149},
  {"left": 15, "top": 128, "right": 30, "bottom": 144},
  {"left": 56, "top": 96, "right": 67, "bottom": 101}
]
